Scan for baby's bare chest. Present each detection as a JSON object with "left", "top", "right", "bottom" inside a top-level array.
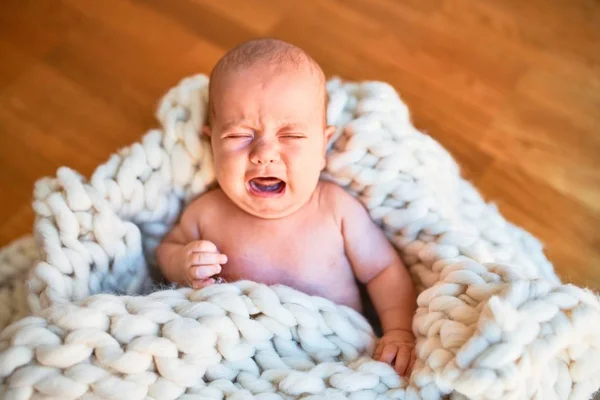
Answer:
[
  {"left": 200, "top": 217, "right": 360, "bottom": 307},
  {"left": 208, "top": 222, "right": 347, "bottom": 280}
]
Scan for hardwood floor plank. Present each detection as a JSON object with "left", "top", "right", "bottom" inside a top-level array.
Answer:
[
  {"left": 489, "top": 0, "right": 600, "bottom": 65},
  {"left": 479, "top": 68, "right": 600, "bottom": 214},
  {"left": 0, "top": 38, "right": 40, "bottom": 94},
  {"left": 0, "top": 0, "right": 82, "bottom": 68},
  {"left": 0, "top": 204, "right": 34, "bottom": 245},
  {"left": 44, "top": 15, "right": 221, "bottom": 131},
  {"left": 0, "top": 167, "right": 33, "bottom": 229},
  {"left": 474, "top": 160, "right": 600, "bottom": 289},
  {"left": 0, "top": 123, "right": 58, "bottom": 225},
  {"left": 0, "top": 63, "right": 141, "bottom": 174},
  {"left": 438, "top": 0, "right": 600, "bottom": 66},
  {"left": 192, "top": 0, "right": 293, "bottom": 34},
  {"left": 139, "top": 0, "right": 257, "bottom": 50},
  {"left": 340, "top": 0, "right": 529, "bottom": 109}
]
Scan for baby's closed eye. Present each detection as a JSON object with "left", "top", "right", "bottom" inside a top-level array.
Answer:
[
  {"left": 278, "top": 133, "right": 305, "bottom": 139},
  {"left": 223, "top": 133, "right": 253, "bottom": 139}
]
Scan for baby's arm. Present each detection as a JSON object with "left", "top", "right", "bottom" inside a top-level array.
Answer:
[
  {"left": 156, "top": 201, "right": 226, "bottom": 288},
  {"left": 336, "top": 186, "right": 416, "bottom": 374}
]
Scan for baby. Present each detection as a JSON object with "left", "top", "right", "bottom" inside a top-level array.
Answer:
[{"left": 156, "top": 38, "right": 417, "bottom": 376}]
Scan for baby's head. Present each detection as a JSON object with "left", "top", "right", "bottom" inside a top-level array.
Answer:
[{"left": 204, "top": 38, "right": 335, "bottom": 219}]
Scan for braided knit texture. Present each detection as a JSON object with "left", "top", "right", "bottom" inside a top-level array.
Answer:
[{"left": 0, "top": 75, "right": 598, "bottom": 399}]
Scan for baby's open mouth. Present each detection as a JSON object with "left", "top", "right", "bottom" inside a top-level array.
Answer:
[{"left": 249, "top": 177, "right": 286, "bottom": 194}]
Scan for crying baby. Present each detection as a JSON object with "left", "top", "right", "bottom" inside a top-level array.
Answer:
[{"left": 156, "top": 38, "right": 417, "bottom": 376}]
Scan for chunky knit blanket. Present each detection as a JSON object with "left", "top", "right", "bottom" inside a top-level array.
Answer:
[{"left": 0, "top": 75, "right": 598, "bottom": 400}]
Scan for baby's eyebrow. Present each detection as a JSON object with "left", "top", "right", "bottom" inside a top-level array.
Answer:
[
  {"left": 279, "top": 122, "right": 307, "bottom": 131},
  {"left": 220, "top": 121, "right": 251, "bottom": 131},
  {"left": 219, "top": 121, "right": 308, "bottom": 132}
]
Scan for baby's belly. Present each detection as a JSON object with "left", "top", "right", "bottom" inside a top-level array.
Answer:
[{"left": 219, "top": 257, "right": 362, "bottom": 311}]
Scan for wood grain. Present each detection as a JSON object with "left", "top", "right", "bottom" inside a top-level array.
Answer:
[{"left": 0, "top": 0, "right": 598, "bottom": 290}]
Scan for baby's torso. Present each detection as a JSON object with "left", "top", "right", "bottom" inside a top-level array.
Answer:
[{"left": 192, "top": 185, "right": 361, "bottom": 310}]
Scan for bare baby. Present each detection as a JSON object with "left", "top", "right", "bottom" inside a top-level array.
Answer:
[{"left": 156, "top": 38, "right": 417, "bottom": 376}]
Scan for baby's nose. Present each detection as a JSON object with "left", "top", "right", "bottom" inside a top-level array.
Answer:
[{"left": 249, "top": 140, "right": 281, "bottom": 165}]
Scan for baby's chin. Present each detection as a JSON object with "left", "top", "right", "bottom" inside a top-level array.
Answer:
[
  {"left": 235, "top": 187, "right": 310, "bottom": 219},
  {"left": 238, "top": 197, "right": 304, "bottom": 220}
]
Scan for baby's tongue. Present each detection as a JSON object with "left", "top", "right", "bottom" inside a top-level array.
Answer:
[{"left": 250, "top": 177, "right": 284, "bottom": 192}]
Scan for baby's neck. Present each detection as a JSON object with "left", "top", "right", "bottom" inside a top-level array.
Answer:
[{"left": 229, "top": 185, "right": 322, "bottom": 224}]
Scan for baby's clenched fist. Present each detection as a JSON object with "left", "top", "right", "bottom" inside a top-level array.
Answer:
[
  {"left": 181, "top": 240, "right": 227, "bottom": 289},
  {"left": 374, "top": 329, "right": 416, "bottom": 377}
]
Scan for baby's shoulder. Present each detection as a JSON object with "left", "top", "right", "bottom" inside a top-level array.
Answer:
[
  {"left": 181, "top": 188, "right": 228, "bottom": 218},
  {"left": 316, "top": 180, "right": 343, "bottom": 200},
  {"left": 316, "top": 180, "right": 365, "bottom": 218}
]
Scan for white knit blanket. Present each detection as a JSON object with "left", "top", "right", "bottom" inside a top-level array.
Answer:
[{"left": 0, "top": 75, "right": 598, "bottom": 400}]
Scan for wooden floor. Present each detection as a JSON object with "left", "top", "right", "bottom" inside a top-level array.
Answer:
[{"left": 0, "top": 0, "right": 599, "bottom": 290}]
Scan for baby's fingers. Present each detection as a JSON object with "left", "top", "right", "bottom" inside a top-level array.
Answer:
[
  {"left": 190, "top": 264, "right": 222, "bottom": 280},
  {"left": 187, "top": 240, "right": 218, "bottom": 253},
  {"left": 373, "top": 343, "right": 384, "bottom": 360},
  {"left": 394, "top": 346, "right": 412, "bottom": 376},
  {"left": 378, "top": 344, "right": 398, "bottom": 365},
  {"left": 189, "top": 252, "right": 228, "bottom": 266},
  {"left": 192, "top": 278, "right": 215, "bottom": 290},
  {"left": 408, "top": 349, "right": 416, "bottom": 374}
]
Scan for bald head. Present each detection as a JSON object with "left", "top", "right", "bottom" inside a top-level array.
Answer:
[{"left": 208, "top": 38, "right": 327, "bottom": 125}]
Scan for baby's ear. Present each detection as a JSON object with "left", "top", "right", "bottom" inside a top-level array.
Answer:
[
  {"left": 320, "top": 125, "right": 336, "bottom": 171},
  {"left": 202, "top": 125, "right": 212, "bottom": 137},
  {"left": 324, "top": 125, "right": 336, "bottom": 145}
]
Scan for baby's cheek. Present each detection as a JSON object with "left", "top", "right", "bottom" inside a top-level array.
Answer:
[
  {"left": 215, "top": 159, "right": 244, "bottom": 190},
  {"left": 296, "top": 145, "right": 324, "bottom": 168},
  {"left": 217, "top": 151, "right": 245, "bottom": 172}
]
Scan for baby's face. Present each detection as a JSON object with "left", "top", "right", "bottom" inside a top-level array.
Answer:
[{"left": 205, "top": 64, "right": 334, "bottom": 219}]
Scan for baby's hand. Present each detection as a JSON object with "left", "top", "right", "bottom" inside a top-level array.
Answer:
[
  {"left": 373, "top": 329, "right": 416, "bottom": 376},
  {"left": 181, "top": 240, "right": 227, "bottom": 289}
]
